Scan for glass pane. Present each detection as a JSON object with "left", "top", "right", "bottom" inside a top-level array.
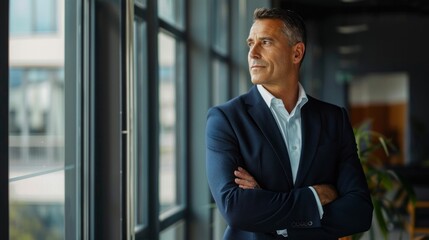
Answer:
[
  {"left": 35, "top": 0, "right": 57, "bottom": 33},
  {"left": 159, "top": 32, "right": 181, "bottom": 214},
  {"left": 213, "top": 0, "right": 229, "bottom": 55},
  {"left": 160, "top": 221, "right": 185, "bottom": 240},
  {"left": 158, "top": 0, "right": 184, "bottom": 29},
  {"left": 10, "top": 0, "right": 57, "bottom": 35},
  {"left": 133, "top": 19, "right": 148, "bottom": 228},
  {"left": 9, "top": 0, "right": 32, "bottom": 35},
  {"left": 159, "top": 32, "right": 176, "bottom": 213},
  {"left": 9, "top": 0, "right": 75, "bottom": 239},
  {"left": 135, "top": 0, "right": 146, "bottom": 7},
  {"left": 211, "top": 206, "right": 227, "bottom": 240},
  {"left": 212, "top": 60, "right": 229, "bottom": 105},
  {"left": 10, "top": 172, "right": 64, "bottom": 239}
]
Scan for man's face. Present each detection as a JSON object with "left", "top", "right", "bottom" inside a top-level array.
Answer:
[{"left": 247, "top": 19, "right": 296, "bottom": 86}]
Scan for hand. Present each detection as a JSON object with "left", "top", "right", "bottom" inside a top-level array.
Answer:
[
  {"left": 234, "top": 167, "right": 261, "bottom": 189},
  {"left": 312, "top": 184, "right": 338, "bottom": 205}
]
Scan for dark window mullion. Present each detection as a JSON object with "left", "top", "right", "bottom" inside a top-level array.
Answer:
[
  {"left": 226, "top": 2, "right": 233, "bottom": 100},
  {"left": 160, "top": 207, "right": 186, "bottom": 231},
  {"left": 146, "top": 0, "right": 160, "bottom": 239},
  {"left": 64, "top": 0, "right": 80, "bottom": 239},
  {"left": 0, "top": 0, "right": 9, "bottom": 239},
  {"left": 91, "top": 0, "right": 125, "bottom": 239},
  {"left": 159, "top": 19, "right": 186, "bottom": 40},
  {"left": 134, "top": 6, "right": 146, "bottom": 20}
]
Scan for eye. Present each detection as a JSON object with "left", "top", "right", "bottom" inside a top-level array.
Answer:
[
  {"left": 247, "top": 41, "right": 254, "bottom": 48},
  {"left": 262, "top": 40, "right": 272, "bottom": 46}
]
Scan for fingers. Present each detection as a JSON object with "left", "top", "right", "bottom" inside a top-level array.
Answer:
[
  {"left": 234, "top": 178, "right": 257, "bottom": 189},
  {"left": 234, "top": 167, "right": 260, "bottom": 189},
  {"left": 234, "top": 167, "right": 253, "bottom": 181},
  {"left": 313, "top": 184, "right": 338, "bottom": 205}
]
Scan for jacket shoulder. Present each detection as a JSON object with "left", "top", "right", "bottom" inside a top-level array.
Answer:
[
  {"left": 208, "top": 92, "right": 251, "bottom": 115},
  {"left": 306, "top": 95, "right": 345, "bottom": 113}
]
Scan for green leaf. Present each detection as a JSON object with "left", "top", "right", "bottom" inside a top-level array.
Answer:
[{"left": 373, "top": 198, "right": 388, "bottom": 240}]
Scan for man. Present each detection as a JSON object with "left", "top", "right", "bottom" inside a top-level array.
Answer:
[{"left": 205, "top": 7, "right": 373, "bottom": 240}]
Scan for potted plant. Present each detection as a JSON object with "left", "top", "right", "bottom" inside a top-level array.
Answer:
[{"left": 351, "top": 120, "right": 416, "bottom": 240}]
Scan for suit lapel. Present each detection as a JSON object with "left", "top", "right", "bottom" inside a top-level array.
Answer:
[
  {"left": 245, "top": 86, "right": 294, "bottom": 187},
  {"left": 295, "top": 98, "right": 321, "bottom": 187}
]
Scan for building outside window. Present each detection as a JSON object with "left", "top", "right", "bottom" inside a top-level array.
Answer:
[
  {"left": 8, "top": 0, "right": 80, "bottom": 239},
  {"left": 10, "top": 0, "right": 58, "bottom": 35}
]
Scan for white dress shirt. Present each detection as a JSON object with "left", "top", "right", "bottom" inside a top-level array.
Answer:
[{"left": 257, "top": 84, "right": 323, "bottom": 237}]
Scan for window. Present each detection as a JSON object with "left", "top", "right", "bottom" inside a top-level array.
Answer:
[
  {"left": 9, "top": 0, "right": 80, "bottom": 239},
  {"left": 133, "top": 18, "right": 149, "bottom": 230},
  {"left": 213, "top": 0, "right": 229, "bottom": 56},
  {"left": 210, "top": 0, "right": 231, "bottom": 106},
  {"left": 158, "top": 31, "right": 185, "bottom": 216},
  {"left": 10, "top": 0, "right": 58, "bottom": 35},
  {"left": 133, "top": 1, "right": 187, "bottom": 239},
  {"left": 9, "top": 70, "right": 67, "bottom": 239},
  {"left": 211, "top": 60, "right": 229, "bottom": 105},
  {"left": 208, "top": 1, "right": 232, "bottom": 237},
  {"left": 160, "top": 221, "right": 185, "bottom": 240},
  {"left": 135, "top": 0, "right": 146, "bottom": 8},
  {"left": 9, "top": 66, "right": 66, "bottom": 235},
  {"left": 158, "top": 0, "right": 185, "bottom": 29}
]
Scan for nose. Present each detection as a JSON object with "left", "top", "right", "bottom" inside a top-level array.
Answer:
[{"left": 248, "top": 43, "right": 261, "bottom": 59}]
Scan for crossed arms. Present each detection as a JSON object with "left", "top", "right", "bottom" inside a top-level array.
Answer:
[
  {"left": 206, "top": 105, "right": 373, "bottom": 239},
  {"left": 234, "top": 167, "right": 338, "bottom": 206}
]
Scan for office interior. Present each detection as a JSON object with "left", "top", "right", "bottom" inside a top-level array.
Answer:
[{"left": 1, "top": 0, "right": 429, "bottom": 239}]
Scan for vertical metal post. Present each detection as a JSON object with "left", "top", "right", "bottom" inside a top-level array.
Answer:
[
  {"left": 145, "top": 0, "right": 160, "bottom": 238},
  {"left": 0, "top": 0, "right": 9, "bottom": 238},
  {"left": 91, "top": 0, "right": 126, "bottom": 239},
  {"left": 124, "top": 0, "right": 135, "bottom": 239}
]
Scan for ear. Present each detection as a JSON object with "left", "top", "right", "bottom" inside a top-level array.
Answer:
[{"left": 292, "top": 42, "right": 305, "bottom": 64}]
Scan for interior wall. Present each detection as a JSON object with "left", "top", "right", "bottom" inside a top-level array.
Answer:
[
  {"left": 306, "top": 13, "right": 429, "bottom": 165},
  {"left": 348, "top": 73, "right": 409, "bottom": 165}
]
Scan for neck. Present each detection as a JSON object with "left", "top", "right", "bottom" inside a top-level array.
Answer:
[{"left": 263, "top": 82, "right": 299, "bottom": 113}]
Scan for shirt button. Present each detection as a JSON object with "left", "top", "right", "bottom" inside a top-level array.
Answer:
[{"left": 292, "top": 146, "right": 297, "bottom": 150}]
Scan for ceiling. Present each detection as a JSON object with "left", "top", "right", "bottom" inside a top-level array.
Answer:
[
  {"left": 278, "top": 0, "right": 429, "bottom": 19},
  {"left": 275, "top": 0, "right": 429, "bottom": 77}
]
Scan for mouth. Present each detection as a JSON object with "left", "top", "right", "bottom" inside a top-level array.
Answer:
[{"left": 251, "top": 65, "right": 265, "bottom": 69}]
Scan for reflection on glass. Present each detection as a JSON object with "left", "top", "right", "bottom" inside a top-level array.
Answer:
[
  {"left": 158, "top": 0, "right": 184, "bottom": 29},
  {"left": 35, "top": 0, "right": 56, "bottom": 33},
  {"left": 9, "top": 0, "right": 66, "bottom": 239},
  {"left": 9, "top": 68, "right": 65, "bottom": 175},
  {"left": 10, "top": 172, "right": 64, "bottom": 239},
  {"left": 212, "top": 60, "right": 229, "bottom": 105},
  {"left": 160, "top": 221, "right": 185, "bottom": 240},
  {"left": 158, "top": 32, "right": 177, "bottom": 214},
  {"left": 9, "top": 0, "right": 31, "bottom": 34},
  {"left": 133, "top": 19, "right": 148, "bottom": 228},
  {"left": 10, "top": 0, "right": 57, "bottom": 35},
  {"left": 135, "top": 0, "right": 146, "bottom": 7},
  {"left": 9, "top": 68, "right": 65, "bottom": 239},
  {"left": 213, "top": 0, "right": 229, "bottom": 55}
]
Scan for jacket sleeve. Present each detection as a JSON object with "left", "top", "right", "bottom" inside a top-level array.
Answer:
[
  {"left": 205, "top": 106, "right": 322, "bottom": 233},
  {"left": 319, "top": 108, "right": 373, "bottom": 236},
  {"left": 288, "top": 107, "right": 373, "bottom": 239}
]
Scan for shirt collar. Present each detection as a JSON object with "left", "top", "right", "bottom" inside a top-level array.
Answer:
[{"left": 257, "top": 83, "right": 308, "bottom": 109}]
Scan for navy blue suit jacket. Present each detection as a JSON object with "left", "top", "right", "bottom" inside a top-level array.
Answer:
[{"left": 206, "top": 86, "right": 373, "bottom": 240}]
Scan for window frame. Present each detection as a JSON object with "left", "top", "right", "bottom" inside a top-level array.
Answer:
[
  {"left": 133, "top": 1, "right": 188, "bottom": 239},
  {"left": 0, "top": 0, "right": 9, "bottom": 237},
  {"left": 64, "top": 0, "right": 82, "bottom": 238},
  {"left": 7, "top": 0, "right": 80, "bottom": 238},
  {"left": 209, "top": 0, "right": 232, "bottom": 106},
  {"left": 88, "top": 0, "right": 128, "bottom": 239}
]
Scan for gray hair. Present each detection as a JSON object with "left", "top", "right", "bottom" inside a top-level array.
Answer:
[{"left": 253, "top": 8, "right": 307, "bottom": 46}]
